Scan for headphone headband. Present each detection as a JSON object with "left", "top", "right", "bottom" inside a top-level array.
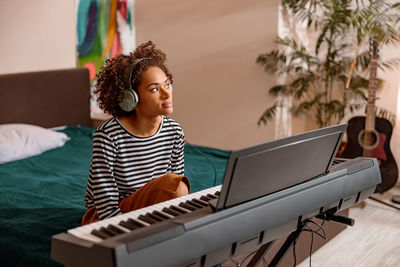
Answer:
[{"left": 128, "top": 57, "right": 151, "bottom": 90}]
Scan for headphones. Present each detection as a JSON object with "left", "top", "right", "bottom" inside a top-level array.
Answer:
[{"left": 117, "top": 57, "right": 151, "bottom": 112}]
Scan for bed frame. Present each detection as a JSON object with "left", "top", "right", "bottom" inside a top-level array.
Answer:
[{"left": 0, "top": 68, "right": 91, "bottom": 127}]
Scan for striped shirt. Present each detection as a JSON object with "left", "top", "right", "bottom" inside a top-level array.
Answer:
[{"left": 84, "top": 116, "right": 185, "bottom": 219}]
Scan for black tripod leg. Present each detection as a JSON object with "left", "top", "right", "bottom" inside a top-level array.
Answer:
[
  {"left": 247, "top": 241, "right": 274, "bottom": 267},
  {"left": 266, "top": 225, "right": 304, "bottom": 267}
]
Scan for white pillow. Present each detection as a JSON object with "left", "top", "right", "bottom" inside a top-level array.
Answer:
[{"left": 0, "top": 124, "right": 70, "bottom": 164}]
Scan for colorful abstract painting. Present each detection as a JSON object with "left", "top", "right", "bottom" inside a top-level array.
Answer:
[{"left": 76, "top": 0, "right": 136, "bottom": 119}]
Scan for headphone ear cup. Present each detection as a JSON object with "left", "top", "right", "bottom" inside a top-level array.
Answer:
[{"left": 118, "top": 88, "right": 139, "bottom": 112}]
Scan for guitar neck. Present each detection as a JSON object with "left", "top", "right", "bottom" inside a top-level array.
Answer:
[
  {"left": 363, "top": 37, "right": 379, "bottom": 156},
  {"left": 365, "top": 59, "right": 377, "bottom": 132}
]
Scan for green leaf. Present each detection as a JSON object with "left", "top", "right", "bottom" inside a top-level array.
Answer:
[
  {"left": 257, "top": 0, "right": 400, "bottom": 128},
  {"left": 258, "top": 104, "right": 278, "bottom": 126}
]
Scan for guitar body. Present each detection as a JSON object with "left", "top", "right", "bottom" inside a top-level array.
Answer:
[{"left": 341, "top": 116, "right": 398, "bottom": 192}]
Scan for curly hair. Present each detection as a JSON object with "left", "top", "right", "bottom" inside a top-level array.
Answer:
[{"left": 94, "top": 41, "right": 174, "bottom": 117}]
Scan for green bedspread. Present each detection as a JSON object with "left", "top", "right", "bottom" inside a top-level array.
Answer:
[{"left": 0, "top": 126, "right": 230, "bottom": 267}]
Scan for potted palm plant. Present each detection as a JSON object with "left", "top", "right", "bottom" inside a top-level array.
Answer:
[{"left": 257, "top": 0, "right": 400, "bottom": 128}]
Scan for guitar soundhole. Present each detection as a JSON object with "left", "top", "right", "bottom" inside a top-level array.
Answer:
[{"left": 357, "top": 129, "right": 379, "bottom": 150}]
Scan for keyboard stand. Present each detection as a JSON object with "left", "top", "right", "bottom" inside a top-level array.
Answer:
[{"left": 247, "top": 209, "right": 354, "bottom": 267}]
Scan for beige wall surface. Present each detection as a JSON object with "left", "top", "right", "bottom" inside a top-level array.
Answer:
[
  {"left": 0, "top": 0, "right": 281, "bottom": 150},
  {"left": 135, "top": 0, "right": 280, "bottom": 150},
  {"left": 0, "top": 0, "right": 76, "bottom": 75},
  {"left": 1, "top": 0, "right": 399, "bottom": 164}
]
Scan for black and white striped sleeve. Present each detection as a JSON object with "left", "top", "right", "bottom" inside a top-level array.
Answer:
[
  {"left": 171, "top": 129, "right": 185, "bottom": 176},
  {"left": 88, "top": 129, "right": 122, "bottom": 220}
]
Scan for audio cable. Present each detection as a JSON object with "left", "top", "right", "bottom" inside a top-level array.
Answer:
[{"left": 166, "top": 116, "right": 219, "bottom": 187}]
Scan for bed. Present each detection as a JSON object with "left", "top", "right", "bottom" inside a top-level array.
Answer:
[
  {"left": 0, "top": 68, "right": 347, "bottom": 267},
  {"left": 0, "top": 68, "right": 230, "bottom": 267}
]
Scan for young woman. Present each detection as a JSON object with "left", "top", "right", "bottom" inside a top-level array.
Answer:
[{"left": 82, "top": 41, "right": 190, "bottom": 225}]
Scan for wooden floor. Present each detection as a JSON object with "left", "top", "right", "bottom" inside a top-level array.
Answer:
[
  {"left": 297, "top": 185, "right": 400, "bottom": 267},
  {"left": 221, "top": 185, "right": 400, "bottom": 267}
]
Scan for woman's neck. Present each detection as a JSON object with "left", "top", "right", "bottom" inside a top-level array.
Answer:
[{"left": 119, "top": 114, "right": 162, "bottom": 137}]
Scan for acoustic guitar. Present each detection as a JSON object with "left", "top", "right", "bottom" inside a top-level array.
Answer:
[{"left": 341, "top": 37, "right": 398, "bottom": 192}]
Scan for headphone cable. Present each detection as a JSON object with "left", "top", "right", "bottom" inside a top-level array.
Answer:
[{"left": 166, "top": 116, "right": 219, "bottom": 187}]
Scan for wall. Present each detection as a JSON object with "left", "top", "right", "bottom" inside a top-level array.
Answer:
[
  {"left": 0, "top": 0, "right": 280, "bottom": 150},
  {"left": 0, "top": 0, "right": 76, "bottom": 74},
  {"left": 1, "top": 0, "right": 399, "bottom": 165},
  {"left": 135, "top": 0, "right": 280, "bottom": 150}
]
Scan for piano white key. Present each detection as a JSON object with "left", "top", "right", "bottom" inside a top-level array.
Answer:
[
  {"left": 117, "top": 209, "right": 148, "bottom": 223},
  {"left": 68, "top": 227, "right": 103, "bottom": 243},
  {"left": 141, "top": 186, "right": 219, "bottom": 210},
  {"left": 93, "top": 219, "right": 113, "bottom": 229},
  {"left": 69, "top": 207, "right": 161, "bottom": 240},
  {"left": 79, "top": 223, "right": 96, "bottom": 233},
  {"left": 118, "top": 213, "right": 136, "bottom": 220},
  {"left": 75, "top": 224, "right": 97, "bottom": 234},
  {"left": 68, "top": 223, "right": 96, "bottom": 236},
  {"left": 84, "top": 215, "right": 124, "bottom": 232},
  {"left": 190, "top": 191, "right": 212, "bottom": 200},
  {"left": 162, "top": 198, "right": 186, "bottom": 207},
  {"left": 70, "top": 185, "right": 223, "bottom": 242},
  {"left": 163, "top": 191, "right": 208, "bottom": 206},
  {"left": 122, "top": 186, "right": 221, "bottom": 216},
  {"left": 129, "top": 206, "right": 157, "bottom": 219},
  {"left": 126, "top": 206, "right": 154, "bottom": 217},
  {"left": 107, "top": 217, "right": 121, "bottom": 225},
  {"left": 138, "top": 205, "right": 164, "bottom": 214}
]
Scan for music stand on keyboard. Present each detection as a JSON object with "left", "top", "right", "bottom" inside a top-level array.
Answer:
[
  {"left": 209, "top": 123, "right": 349, "bottom": 267},
  {"left": 211, "top": 123, "right": 348, "bottom": 211}
]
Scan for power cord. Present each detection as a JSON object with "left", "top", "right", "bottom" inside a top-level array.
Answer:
[
  {"left": 229, "top": 248, "right": 259, "bottom": 267},
  {"left": 301, "top": 218, "right": 327, "bottom": 267},
  {"left": 239, "top": 249, "right": 259, "bottom": 266},
  {"left": 288, "top": 217, "right": 328, "bottom": 267}
]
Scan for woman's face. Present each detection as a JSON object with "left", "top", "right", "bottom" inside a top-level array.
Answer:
[{"left": 135, "top": 67, "right": 173, "bottom": 118}]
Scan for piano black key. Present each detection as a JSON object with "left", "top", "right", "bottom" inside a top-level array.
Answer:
[
  {"left": 162, "top": 207, "right": 180, "bottom": 217},
  {"left": 147, "top": 212, "right": 164, "bottom": 222},
  {"left": 138, "top": 214, "right": 158, "bottom": 225},
  {"left": 100, "top": 227, "right": 117, "bottom": 237},
  {"left": 207, "top": 193, "right": 218, "bottom": 199},
  {"left": 119, "top": 220, "right": 139, "bottom": 230},
  {"left": 185, "top": 200, "right": 203, "bottom": 209},
  {"left": 107, "top": 224, "right": 125, "bottom": 235},
  {"left": 170, "top": 205, "right": 189, "bottom": 214},
  {"left": 192, "top": 198, "right": 209, "bottom": 207},
  {"left": 120, "top": 218, "right": 146, "bottom": 230},
  {"left": 91, "top": 229, "right": 110, "bottom": 240},
  {"left": 215, "top": 191, "right": 221, "bottom": 196},
  {"left": 200, "top": 195, "right": 211, "bottom": 202},
  {"left": 128, "top": 218, "right": 146, "bottom": 228},
  {"left": 152, "top": 210, "right": 170, "bottom": 220},
  {"left": 179, "top": 202, "right": 197, "bottom": 211}
]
